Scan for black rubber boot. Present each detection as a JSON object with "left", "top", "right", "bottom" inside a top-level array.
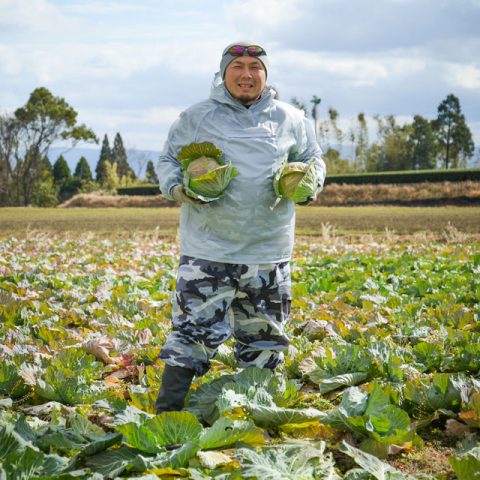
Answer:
[{"left": 155, "top": 364, "right": 195, "bottom": 414}]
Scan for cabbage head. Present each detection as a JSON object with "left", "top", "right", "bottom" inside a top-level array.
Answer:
[
  {"left": 187, "top": 156, "right": 219, "bottom": 178},
  {"left": 273, "top": 161, "right": 318, "bottom": 203},
  {"left": 178, "top": 142, "right": 238, "bottom": 202}
]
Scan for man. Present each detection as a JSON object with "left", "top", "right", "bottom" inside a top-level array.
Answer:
[{"left": 155, "top": 41, "right": 326, "bottom": 413}]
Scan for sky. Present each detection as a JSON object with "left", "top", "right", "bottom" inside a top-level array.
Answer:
[{"left": 1, "top": 0, "right": 480, "bottom": 167}]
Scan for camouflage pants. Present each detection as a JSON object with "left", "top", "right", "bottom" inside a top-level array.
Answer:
[{"left": 160, "top": 256, "right": 292, "bottom": 376}]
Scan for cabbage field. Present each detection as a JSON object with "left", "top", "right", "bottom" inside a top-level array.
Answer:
[{"left": 0, "top": 235, "right": 479, "bottom": 479}]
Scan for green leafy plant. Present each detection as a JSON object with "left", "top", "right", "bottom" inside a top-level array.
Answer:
[
  {"left": 273, "top": 161, "right": 318, "bottom": 203},
  {"left": 30, "top": 349, "right": 107, "bottom": 405},
  {"left": 339, "top": 441, "right": 420, "bottom": 480},
  {"left": 188, "top": 367, "right": 316, "bottom": 428},
  {"left": 236, "top": 442, "right": 340, "bottom": 480},
  {"left": 323, "top": 384, "right": 417, "bottom": 458},
  {"left": 449, "top": 443, "right": 480, "bottom": 480},
  {"left": 0, "top": 359, "right": 29, "bottom": 398},
  {"left": 178, "top": 142, "right": 238, "bottom": 202}
]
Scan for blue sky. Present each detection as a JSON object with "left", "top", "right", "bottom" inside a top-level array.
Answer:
[{"left": 1, "top": 0, "right": 479, "bottom": 164}]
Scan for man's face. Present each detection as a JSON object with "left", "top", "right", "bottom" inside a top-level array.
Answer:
[{"left": 224, "top": 56, "right": 267, "bottom": 106}]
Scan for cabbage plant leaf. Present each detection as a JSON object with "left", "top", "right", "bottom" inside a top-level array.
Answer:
[
  {"left": 449, "top": 444, "right": 480, "bottom": 480},
  {"left": 324, "top": 385, "right": 414, "bottom": 458},
  {"left": 273, "top": 161, "right": 318, "bottom": 203},
  {"left": 29, "top": 349, "right": 106, "bottom": 406},
  {"left": 198, "top": 417, "right": 265, "bottom": 449},
  {"left": 339, "top": 441, "right": 417, "bottom": 480},
  {"left": 236, "top": 442, "right": 340, "bottom": 480},
  {"left": 178, "top": 141, "right": 223, "bottom": 164},
  {"left": 85, "top": 444, "right": 146, "bottom": 478},
  {"left": 300, "top": 343, "right": 373, "bottom": 393},
  {"left": 114, "top": 411, "right": 202, "bottom": 454},
  {"left": 0, "top": 360, "right": 29, "bottom": 398},
  {"left": 184, "top": 162, "right": 238, "bottom": 201}
]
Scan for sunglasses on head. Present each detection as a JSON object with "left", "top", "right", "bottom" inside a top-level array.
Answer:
[{"left": 227, "top": 45, "right": 266, "bottom": 57}]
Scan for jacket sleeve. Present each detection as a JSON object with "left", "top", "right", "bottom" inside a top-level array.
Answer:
[
  {"left": 289, "top": 114, "right": 327, "bottom": 200},
  {"left": 157, "top": 111, "right": 193, "bottom": 201}
]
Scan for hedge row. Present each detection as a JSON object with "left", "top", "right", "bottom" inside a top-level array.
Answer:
[
  {"left": 324, "top": 168, "right": 480, "bottom": 185},
  {"left": 117, "top": 185, "right": 162, "bottom": 196},
  {"left": 117, "top": 168, "right": 480, "bottom": 196}
]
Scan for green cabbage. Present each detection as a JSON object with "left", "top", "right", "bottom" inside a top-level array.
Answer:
[
  {"left": 273, "top": 161, "right": 318, "bottom": 203},
  {"left": 186, "top": 156, "right": 220, "bottom": 177},
  {"left": 178, "top": 142, "right": 238, "bottom": 202}
]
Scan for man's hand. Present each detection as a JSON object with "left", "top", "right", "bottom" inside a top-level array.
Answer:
[{"left": 171, "top": 184, "right": 205, "bottom": 205}]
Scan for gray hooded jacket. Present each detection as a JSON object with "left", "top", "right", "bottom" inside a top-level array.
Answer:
[{"left": 158, "top": 80, "right": 326, "bottom": 264}]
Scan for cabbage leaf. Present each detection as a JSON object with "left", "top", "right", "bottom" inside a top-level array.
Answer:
[
  {"left": 236, "top": 442, "right": 340, "bottom": 480},
  {"left": 273, "top": 161, "right": 318, "bottom": 203},
  {"left": 184, "top": 162, "right": 238, "bottom": 202}
]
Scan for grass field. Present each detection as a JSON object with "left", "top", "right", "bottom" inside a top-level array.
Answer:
[{"left": 1, "top": 206, "right": 480, "bottom": 238}]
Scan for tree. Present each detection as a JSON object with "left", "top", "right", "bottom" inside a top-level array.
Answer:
[
  {"left": 53, "top": 155, "right": 71, "bottom": 184},
  {"left": 41, "top": 155, "right": 53, "bottom": 176},
  {"left": 354, "top": 113, "right": 369, "bottom": 171},
  {"left": 0, "top": 116, "right": 18, "bottom": 204},
  {"left": 0, "top": 87, "right": 97, "bottom": 206},
  {"left": 374, "top": 115, "right": 411, "bottom": 171},
  {"left": 365, "top": 143, "right": 382, "bottom": 172},
  {"left": 322, "top": 147, "right": 354, "bottom": 174},
  {"left": 103, "top": 161, "right": 120, "bottom": 193},
  {"left": 407, "top": 115, "right": 437, "bottom": 170},
  {"left": 95, "top": 134, "right": 112, "bottom": 184},
  {"left": 145, "top": 160, "right": 159, "bottom": 184},
  {"left": 32, "top": 176, "right": 58, "bottom": 207},
  {"left": 310, "top": 95, "right": 321, "bottom": 138},
  {"left": 111, "top": 133, "right": 135, "bottom": 181},
  {"left": 74, "top": 156, "right": 93, "bottom": 181},
  {"left": 53, "top": 154, "right": 80, "bottom": 202},
  {"left": 433, "top": 94, "right": 474, "bottom": 168},
  {"left": 328, "top": 108, "right": 343, "bottom": 148},
  {"left": 32, "top": 154, "right": 58, "bottom": 207}
]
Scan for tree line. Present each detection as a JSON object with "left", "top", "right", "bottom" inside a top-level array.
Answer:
[
  {"left": 291, "top": 93, "right": 476, "bottom": 174},
  {"left": 1, "top": 87, "right": 477, "bottom": 206},
  {"left": 0, "top": 87, "right": 158, "bottom": 207}
]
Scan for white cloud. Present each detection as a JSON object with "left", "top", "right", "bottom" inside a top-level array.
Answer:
[
  {"left": 0, "top": 41, "right": 217, "bottom": 91},
  {"left": 0, "top": 0, "right": 77, "bottom": 33},
  {"left": 274, "top": 50, "right": 426, "bottom": 87},
  {"left": 0, "top": 45, "right": 22, "bottom": 75},
  {"left": 77, "top": 106, "right": 183, "bottom": 150},
  {"left": 144, "top": 107, "right": 183, "bottom": 125},
  {"left": 227, "top": 0, "right": 305, "bottom": 31},
  {"left": 62, "top": 1, "right": 150, "bottom": 16},
  {"left": 444, "top": 63, "right": 480, "bottom": 90}
]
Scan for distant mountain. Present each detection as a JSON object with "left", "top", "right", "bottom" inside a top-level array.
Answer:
[{"left": 47, "top": 147, "right": 160, "bottom": 179}]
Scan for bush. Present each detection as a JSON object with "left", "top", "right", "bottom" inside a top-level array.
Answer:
[{"left": 32, "top": 178, "right": 59, "bottom": 207}]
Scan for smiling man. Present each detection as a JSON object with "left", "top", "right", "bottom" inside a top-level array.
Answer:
[{"left": 155, "top": 41, "right": 326, "bottom": 413}]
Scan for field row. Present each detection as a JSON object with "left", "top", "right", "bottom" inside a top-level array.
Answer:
[{"left": 1, "top": 206, "right": 480, "bottom": 238}]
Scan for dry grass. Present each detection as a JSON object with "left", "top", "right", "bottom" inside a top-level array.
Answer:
[
  {"left": 59, "top": 193, "right": 175, "bottom": 208},
  {"left": 57, "top": 181, "right": 480, "bottom": 209}
]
